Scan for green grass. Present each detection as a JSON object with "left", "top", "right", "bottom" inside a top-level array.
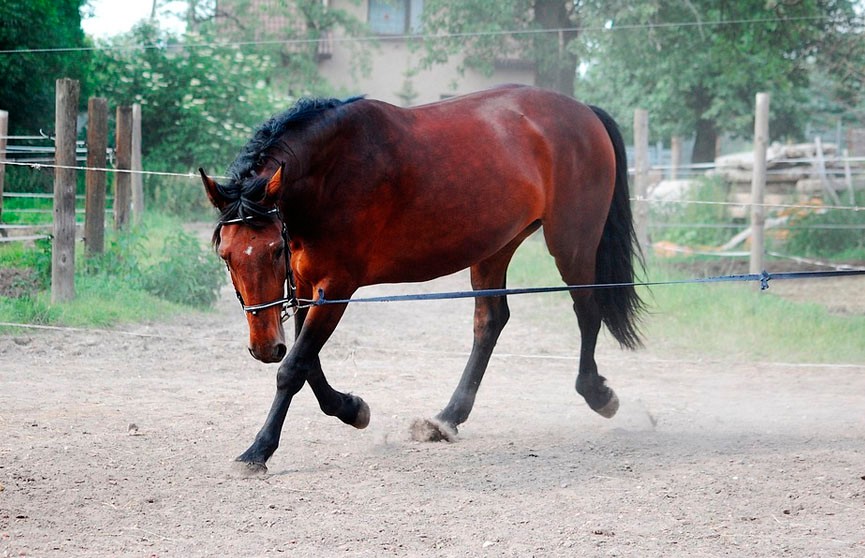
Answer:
[
  {"left": 0, "top": 195, "right": 56, "bottom": 225},
  {"left": 0, "top": 278, "right": 184, "bottom": 331},
  {"left": 0, "top": 213, "right": 223, "bottom": 334},
  {"left": 508, "top": 235, "right": 865, "bottom": 364}
]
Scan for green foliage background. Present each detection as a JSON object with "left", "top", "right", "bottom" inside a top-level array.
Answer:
[
  {"left": 0, "top": 0, "right": 92, "bottom": 133},
  {"left": 575, "top": 0, "right": 861, "bottom": 160}
]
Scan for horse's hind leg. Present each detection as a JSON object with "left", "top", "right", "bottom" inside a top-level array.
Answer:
[
  {"left": 571, "top": 290, "right": 618, "bottom": 417},
  {"left": 412, "top": 224, "right": 540, "bottom": 442},
  {"left": 546, "top": 236, "right": 619, "bottom": 418}
]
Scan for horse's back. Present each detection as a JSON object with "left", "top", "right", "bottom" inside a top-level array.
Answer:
[{"left": 338, "top": 86, "right": 617, "bottom": 285}]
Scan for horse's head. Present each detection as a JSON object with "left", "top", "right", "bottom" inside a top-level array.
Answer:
[{"left": 200, "top": 166, "right": 289, "bottom": 363}]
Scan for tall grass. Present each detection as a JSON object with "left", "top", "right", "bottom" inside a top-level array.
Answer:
[{"left": 507, "top": 235, "right": 865, "bottom": 364}]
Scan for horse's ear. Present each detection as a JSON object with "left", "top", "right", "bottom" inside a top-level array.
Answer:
[
  {"left": 199, "top": 168, "right": 226, "bottom": 209},
  {"left": 262, "top": 163, "right": 284, "bottom": 207}
]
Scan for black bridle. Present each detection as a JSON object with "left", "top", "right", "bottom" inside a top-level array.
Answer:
[{"left": 220, "top": 208, "right": 299, "bottom": 321}]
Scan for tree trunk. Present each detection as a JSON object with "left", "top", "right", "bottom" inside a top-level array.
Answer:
[
  {"left": 692, "top": 117, "right": 718, "bottom": 163},
  {"left": 688, "top": 85, "right": 718, "bottom": 163},
  {"left": 533, "top": 0, "right": 578, "bottom": 96}
]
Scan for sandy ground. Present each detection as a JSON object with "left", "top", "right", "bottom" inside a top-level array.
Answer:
[{"left": 1, "top": 271, "right": 864, "bottom": 557}]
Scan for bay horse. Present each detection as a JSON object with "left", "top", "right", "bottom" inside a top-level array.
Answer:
[{"left": 200, "top": 85, "right": 643, "bottom": 473}]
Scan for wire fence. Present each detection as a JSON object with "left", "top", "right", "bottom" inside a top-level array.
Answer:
[
  {"left": 1, "top": 157, "right": 862, "bottom": 211},
  {"left": 0, "top": 13, "right": 856, "bottom": 55}
]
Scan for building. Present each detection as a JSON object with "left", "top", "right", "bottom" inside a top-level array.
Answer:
[{"left": 214, "top": 0, "right": 535, "bottom": 106}]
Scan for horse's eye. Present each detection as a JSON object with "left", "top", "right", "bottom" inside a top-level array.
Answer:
[{"left": 272, "top": 245, "right": 284, "bottom": 263}]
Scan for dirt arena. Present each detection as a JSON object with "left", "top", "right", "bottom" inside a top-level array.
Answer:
[{"left": 2, "top": 271, "right": 864, "bottom": 557}]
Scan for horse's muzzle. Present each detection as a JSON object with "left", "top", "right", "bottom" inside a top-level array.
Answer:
[{"left": 248, "top": 342, "right": 287, "bottom": 363}]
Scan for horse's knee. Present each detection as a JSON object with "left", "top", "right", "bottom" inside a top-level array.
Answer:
[
  {"left": 474, "top": 299, "right": 510, "bottom": 341},
  {"left": 276, "top": 361, "right": 309, "bottom": 394}
]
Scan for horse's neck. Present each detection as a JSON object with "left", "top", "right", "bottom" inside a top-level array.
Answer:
[
  {"left": 279, "top": 101, "right": 394, "bottom": 219},
  {"left": 277, "top": 111, "right": 353, "bottom": 181},
  {"left": 273, "top": 112, "right": 357, "bottom": 226}
]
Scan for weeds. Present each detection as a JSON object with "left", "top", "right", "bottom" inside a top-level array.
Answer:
[{"left": 141, "top": 230, "right": 225, "bottom": 307}]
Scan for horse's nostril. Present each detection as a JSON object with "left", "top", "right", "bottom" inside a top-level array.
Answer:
[{"left": 274, "top": 344, "right": 287, "bottom": 361}]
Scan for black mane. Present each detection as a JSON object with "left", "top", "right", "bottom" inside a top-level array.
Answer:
[
  {"left": 211, "top": 96, "right": 364, "bottom": 245},
  {"left": 228, "top": 96, "right": 364, "bottom": 182}
]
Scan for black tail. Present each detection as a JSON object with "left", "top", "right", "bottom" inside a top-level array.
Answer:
[{"left": 589, "top": 106, "right": 645, "bottom": 350}]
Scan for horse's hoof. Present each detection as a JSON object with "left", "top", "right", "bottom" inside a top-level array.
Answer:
[
  {"left": 232, "top": 459, "right": 268, "bottom": 476},
  {"left": 352, "top": 397, "right": 371, "bottom": 429},
  {"left": 593, "top": 391, "right": 620, "bottom": 419},
  {"left": 409, "top": 418, "right": 457, "bottom": 442}
]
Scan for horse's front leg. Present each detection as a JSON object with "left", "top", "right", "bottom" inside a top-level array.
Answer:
[
  {"left": 235, "top": 300, "right": 349, "bottom": 474},
  {"left": 306, "top": 362, "right": 371, "bottom": 429}
]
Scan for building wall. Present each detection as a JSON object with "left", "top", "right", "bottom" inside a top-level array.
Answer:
[
  {"left": 319, "top": 0, "right": 534, "bottom": 106},
  {"left": 213, "top": 0, "right": 535, "bottom": 106}
]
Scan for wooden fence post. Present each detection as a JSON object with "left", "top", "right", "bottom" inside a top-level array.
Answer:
[
  {"left": 85, "top": 97, "right": 108, "bottom": 255},
  {"left": 633, "top": 108, "right": 650, "bottom": 254},
  {"left": 0, "top": 110, "right": 7, "bottom": 225},
  {"left": 749, "top": 92, "right": 769, "bottom": 275},
  {"left": 131, "top": 103, "right": 144, "bottom": 223},
  {"left": 114, "top": 105, "right": 132, "bottom": 231},
  {"left": 52, "top": 78, "right": 80, "bottom": 303}
]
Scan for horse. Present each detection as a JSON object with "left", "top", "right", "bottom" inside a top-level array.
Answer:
[{"left": 200, "top": 84, "right": 644, "bottom": 473}]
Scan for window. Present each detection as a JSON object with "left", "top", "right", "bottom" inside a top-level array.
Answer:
[{"left": 368, "top": 0, "right": 423, "bottom": 35}]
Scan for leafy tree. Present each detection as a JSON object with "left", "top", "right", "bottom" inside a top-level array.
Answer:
[
  {"left": 90, "top": 21, "right": 284, "bottom": 174},
  {"left": 88, "top": 21, "right": 285, "bottom": 215},
  {"left": 0, "top": 0, "right": 91, "bottom": 133},
  {"left": 576, "top": 0, "right": 863, "bottom": 162},
  {"left": 418, "top": 0, "right": 582, "bottom": 96}
]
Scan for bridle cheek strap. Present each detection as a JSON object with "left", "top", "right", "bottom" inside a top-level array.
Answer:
[{"left": 222, "top": 208, "right": 299, "bottom": 322}]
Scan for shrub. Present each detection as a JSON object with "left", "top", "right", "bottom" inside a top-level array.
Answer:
[
  {"left": 140, "top": 230, "right": 226, "bottom": 308},
  {"left": 19, "top": 237, "right": 53, "bottom": 288},
  {"left": 82, "top": 229, "right": 146, "bottom": 284}
]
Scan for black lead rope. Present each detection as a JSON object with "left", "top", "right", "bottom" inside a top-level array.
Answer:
[
  {"left": 308, "top": 269, "right": 865, "bottom": 307},
  {"left": 219, "top": 207, "right": 864, "bottom": 311}
]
